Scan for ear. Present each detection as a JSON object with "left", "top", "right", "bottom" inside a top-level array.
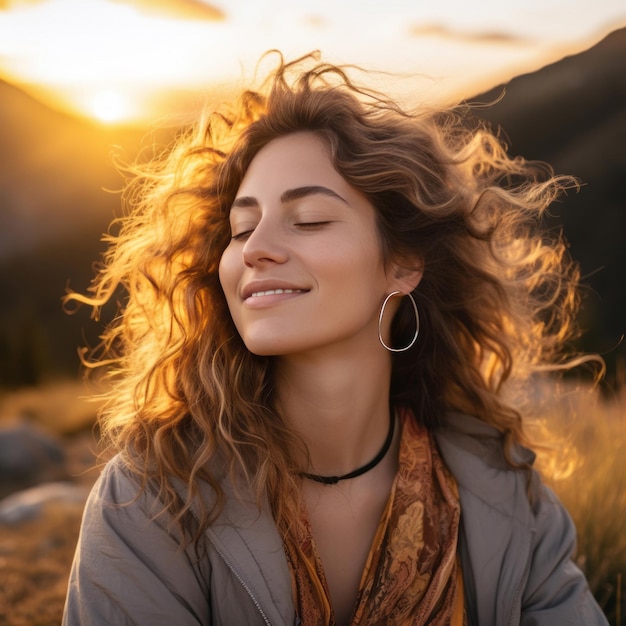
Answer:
[{"left": 388, "top": 256, "right": 423, "bottom": 294}]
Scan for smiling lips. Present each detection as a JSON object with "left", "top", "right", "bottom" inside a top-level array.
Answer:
[
  {"left": 242, "top": 281, "right": 310, "bottom": 301},
  {"left": 250, "top": 288, "right": 305, "bottom": 298},
  {"left": 244, "top": 287, "right": 309, "bottom": 307}
]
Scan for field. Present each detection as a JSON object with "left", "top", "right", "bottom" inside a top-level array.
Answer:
[{"left": 0, "top": 377, "right": 623, "bottom": 624}]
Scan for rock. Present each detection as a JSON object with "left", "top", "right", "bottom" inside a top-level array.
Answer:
[
  {"left": 0, "top": 422, "right": 68, "bottom": 497},
  {"left": 0, "top": 481, "right": 89, "bottom": 525}
]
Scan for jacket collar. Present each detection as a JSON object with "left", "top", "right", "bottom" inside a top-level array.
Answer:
[
  {"left": 199, "top": 476, "right": 295, "bottom": 626},
  {"left": 435, "top": 412, "right": 537, "bottom": 515},
  {"left": 435, "top": 412, "right": 538, "bottom": 626}
]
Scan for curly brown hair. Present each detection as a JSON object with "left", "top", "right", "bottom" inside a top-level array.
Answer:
[{"left": 67, "top": 52, "right": 584, "bottom": 542}]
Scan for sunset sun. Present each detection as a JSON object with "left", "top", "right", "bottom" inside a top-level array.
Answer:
[{"left": 88, "top": 90, "right": 132, "bottom": 124}]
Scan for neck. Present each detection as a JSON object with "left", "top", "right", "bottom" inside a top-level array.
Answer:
[
  {"left": 276, "top": 349, "right": 394, "bottom": 478},
  {"left": 301, "top": 410, "right": 395, "bottom": 484}
]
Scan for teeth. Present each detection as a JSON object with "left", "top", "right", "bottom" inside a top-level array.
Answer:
[{"left": 250, "top": 289, "right": 303, "bottom": 297}]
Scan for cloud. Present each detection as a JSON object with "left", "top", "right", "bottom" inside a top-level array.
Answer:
[
  {"left": 110, "top": 0, "right": 224, "bottom": 21},
  {"left": 408, "top": 23, "right": 530, "bottom": 45}
]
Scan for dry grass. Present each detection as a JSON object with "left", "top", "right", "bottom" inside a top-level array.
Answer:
[
  {"left": 0, "top": 501, "right": 84, "bottom": 626},
  {"left": 0, "top": 380, "right": 101, "bottom": 626}
]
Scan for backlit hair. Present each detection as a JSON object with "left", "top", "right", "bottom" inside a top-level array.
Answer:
[{"left": 67, "top": 52, "right": 584, "bottom": 541}]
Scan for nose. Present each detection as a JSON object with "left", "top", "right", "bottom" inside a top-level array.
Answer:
[{"left": 242, "top": 218, "right": 288, "bottom": 268}]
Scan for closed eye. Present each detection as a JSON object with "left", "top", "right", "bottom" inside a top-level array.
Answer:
[
  {"left": 294, "top": 221, "right": 332, "bottom": 230},
  {"left": 231, "top": 221, "right": 332, "bottom": 240},
  {"left": 231, "top": 229, "right": 254, "bottom": 241}
]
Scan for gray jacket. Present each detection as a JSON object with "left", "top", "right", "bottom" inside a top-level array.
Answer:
[{"left": 63, "top": 414, "right": 608, "bottom": 625}]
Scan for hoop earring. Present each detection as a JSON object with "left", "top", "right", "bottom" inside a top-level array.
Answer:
[{"left": 378, "top": 291, "right": 420, "bottom": 353}]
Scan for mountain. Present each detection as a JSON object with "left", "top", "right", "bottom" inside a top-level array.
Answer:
[
  {"left": 471, "top": 27, "right": 626, "bottom": 375},
  {"left": 0, "top": 28, "right": 624, "bottom": 385}
]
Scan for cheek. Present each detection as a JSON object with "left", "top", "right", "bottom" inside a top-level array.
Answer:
[
  {"left": 218, "top": 248, "right": 238, "bottom": 302},
  {"left": 328, "top": 236, "right": 386, "bottom": 287}
]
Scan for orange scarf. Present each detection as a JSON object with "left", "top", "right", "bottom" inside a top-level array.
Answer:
[{"left": 284, "top": 412, "right": 466, "bottom": 625}]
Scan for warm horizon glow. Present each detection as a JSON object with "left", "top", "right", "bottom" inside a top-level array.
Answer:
[
  {"left": 0, "top": 0, "right": 625, "bottom": 126},
  {"left": 88, "top": 89, "right": 133, "bottom": 124}
]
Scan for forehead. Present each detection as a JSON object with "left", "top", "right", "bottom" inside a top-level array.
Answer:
[{"left": 235, "top": 132, "right": 356, "bottom": 201}]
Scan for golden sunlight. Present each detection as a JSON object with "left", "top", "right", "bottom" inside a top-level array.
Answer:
[
  {"left": 0, "top": 0, "right": 229, "bottom": 124},
  {"left": 88, "top": 90, "right": 132, "bottom": 125}
]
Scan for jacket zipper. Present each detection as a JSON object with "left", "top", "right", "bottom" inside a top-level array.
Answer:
[
  {"left": 211, "top": 542, "right": 273, "bottom": 626},
  {"left": 507, "top": 535, "right": 534, "bottom": 626}
]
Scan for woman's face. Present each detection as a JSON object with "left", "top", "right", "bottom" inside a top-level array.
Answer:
[{"left": 218, "top": 131, "right": 406, "bottom": 358}]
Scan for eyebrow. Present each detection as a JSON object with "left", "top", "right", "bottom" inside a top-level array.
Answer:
[{"left": 231, "top": 185, "right": 348, "bottom": 209}]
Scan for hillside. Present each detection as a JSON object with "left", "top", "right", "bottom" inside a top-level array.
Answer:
[{"left": 472, "top": 27, "right": 626, "bottom": 371}]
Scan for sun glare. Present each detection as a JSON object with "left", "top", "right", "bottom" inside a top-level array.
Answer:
[{"left": 88, "top": 90, "right": 131, "bottom": 124}]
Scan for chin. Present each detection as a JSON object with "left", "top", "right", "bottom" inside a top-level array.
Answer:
[
  {"left": 238, "top": 324, "right": 307, "bottom": 357},
  {"left": 240, "top": 335, "right": 289, "bottom": 357},
  {"left": 242, "top": 336, "right": 315, "bottom": 358}
]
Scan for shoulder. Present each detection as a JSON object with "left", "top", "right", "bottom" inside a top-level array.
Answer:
[
  {"left": 434, "top": 412, "right": 608, "bottom": 625},
  {"left": 74, "top": 454, "right": 196, "bottom": 574},
  {"left": 64, "top": 455, "right": 212, "bottom": 625},
  {"left": 80, "top": 455, "right": 177, "bottom": 535},
  {"left": 89, "top": 454, "right": 148, "bottom": 506},
  {"left": 434, "top": 412, "right": 574, "bottom": 535}
]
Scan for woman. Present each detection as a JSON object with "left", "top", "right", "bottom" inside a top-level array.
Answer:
[{"left": 63, "top": 55, "right": 607, "bottom": 625}]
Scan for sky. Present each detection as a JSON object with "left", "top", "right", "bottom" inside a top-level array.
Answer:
[{"left": 0, "top": 0, "right": 625, "bottom": 125}]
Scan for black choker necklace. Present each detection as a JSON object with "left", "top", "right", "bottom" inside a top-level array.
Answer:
[{"left": 301, "top": 413, "right": 396, "bottom": 485}]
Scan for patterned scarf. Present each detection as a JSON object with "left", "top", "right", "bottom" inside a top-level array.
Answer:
[{"left": 284, "top": 411, "right": 466, "bottom": 625}]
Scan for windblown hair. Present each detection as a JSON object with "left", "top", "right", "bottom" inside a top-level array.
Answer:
[{"left": 67, "top": 53, "right": 584, "bottom": 541}]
